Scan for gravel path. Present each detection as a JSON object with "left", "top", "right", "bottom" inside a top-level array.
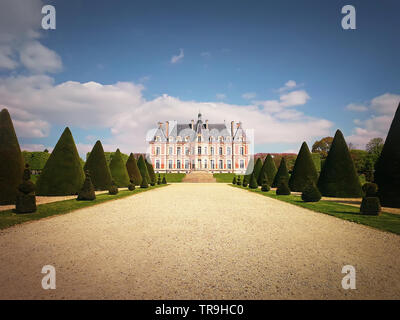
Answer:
[{"left": 0, "top": 183, "right": 399, "bottom": 299}]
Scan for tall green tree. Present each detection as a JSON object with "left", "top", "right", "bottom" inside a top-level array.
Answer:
[
  {"left": 374, "top": 102, "right": 400, "bottom": 207},
  {"left": 137, "top": 155, "right": 150, "bottom": 183},
  {"left": 146, "top": 160, "right": 156, "bottom": 185},
  {"left": 253, "top": 158, "right": 263, "bottom": 186},
  {"left": 36, "top": 127, "right": 85, "bottom": 196},
  {"left": 289, "top": 142, "right": 319, "bottom": 192},
  {"left": 109, "top": 149, "right": 130, "bottom": 187},
  {"left": 317, "top": 130, "right": 362, "bottom": 197},
  {"left": 258, "top": 154, "right": 277, "bottom": 186},
  {"left": 0, "top": 108, "right": 24, "bottom": 204},
  {"left": 84, "top": 141, "right": 113, "bottom": 190},
  {"left": 272, "top": 157, "right": 290, "bottom": 188},
  {"left": 312, "top": 136, "right": 333, "bottom": 159},
  {"left": 126, "top": 153, "right": 142, "bottom": 185}
]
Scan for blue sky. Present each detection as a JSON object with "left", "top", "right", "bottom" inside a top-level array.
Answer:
[{"left": 0, "top": 0, "right": 399, "bottom": 158}]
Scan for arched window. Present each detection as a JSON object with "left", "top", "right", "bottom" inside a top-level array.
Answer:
[
  {"left": 219, "top": 147, "right": 223, "bottom": 155},
  {"left": 198, "top": 136, "right": 202, "bottom": 143}
]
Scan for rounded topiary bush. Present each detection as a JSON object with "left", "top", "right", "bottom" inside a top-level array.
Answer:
[
  {"left": 108, "top": 180, "right": 119, "bottom": 195},
  {"left": 77, "top": 171, "right": 96, "bottom": 201},
  {"left": 362, "top": 182, "right": 378, "bottom": 197},
  {"left": 232, "top": 176, "right": 237, "bottom": 184},
  {"left": 157, "top": 174, "right": 161, "bottom": 185},
  {"left": 276, "top": 180, "right": 291, "bottom": 195},
  {"left": 236, "top": 176, "right": 241, "bottom": 185},
  {"left": 360, "top": 197, "right": 381, "bottom": 215},
  {"left": 301, "top": 182, "right": 322, "bottom": 202},
  {"left": 128, "top": 180, "right": 135, "bottom": 191},
  {"left": 261, "top": 183, "right": 270, "bottom": 192}
]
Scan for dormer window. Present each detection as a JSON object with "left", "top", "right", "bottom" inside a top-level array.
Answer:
[
  {"left": 198, "top": 136, "right": 202, "bottom": 143},
  {"left": 155, "top": 136, "right": 160, "bottom": 142}
]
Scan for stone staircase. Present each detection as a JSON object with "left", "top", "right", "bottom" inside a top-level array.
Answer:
[{"left": 182, "top": 171, "right": 216, "bottom": 183}]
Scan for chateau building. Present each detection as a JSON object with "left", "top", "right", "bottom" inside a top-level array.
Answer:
[{"left": 148, "top": 113, "right": 251, "bottom": 173}]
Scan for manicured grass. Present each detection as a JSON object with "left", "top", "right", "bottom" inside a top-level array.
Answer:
[
  {"left": 159, "top": 173, "right": 186, "bottom": 182},
  {"left": 230, "top": 184, "right": 400, "bottom": 235},
  {"left": 213, "top": 173, "right": 236, "bottom": 183},
  {"left": 0, "top": 184, "right": 169, "bottom": 230}
]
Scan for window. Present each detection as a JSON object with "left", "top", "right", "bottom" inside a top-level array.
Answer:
[
  {"left": 227, "top": 147, "right": 231, "bottom": 155},
  {"left": 155, "top": 136, "right": 160, "bottom": 141},
  {"left": 198, "top": 146, "right": 202, "bottom": 155},
  {"left": 209, "top": 136, "right": 213, "bottom": 142},
  {"left": 192, "top": 160, "right": 195, "bottom": 169},
  {"left": 204, "top": 159, "right": 207, "bottom": 169},
  {"left": 177, "top": 147, "right": 181, "bottom": 156},
  {"left": 219, "top": 147, "right": 223, "bottom": 155},
  {"left": 227, "top": 160, "right": 231, "bottom": 169},
  {"left": 198, "top": 159, "right": 202, "bottom": 169},
  {"left": 169, "top": 147, "right": 173, "bottom": 155},
  {"left": 185, "top": 147, "right": 189, "bottom": 155},
  {"left": 226, "top": 137, "right": 231, "bottom": 142},
  {"left": 156, "top": 147, "right": 160, "bottom": 155},
  {"left": 177, "top": 136, "right": 181, "bottom": 142},
  {"left": 198, "top": 136, "right": 201, "bottom": 143},
  {"left": 156, "top": 160, "right": 160, "bottom": 169},
  {"left": 168, "top": 160, "right": 173, "bottom": 169},
  {"left": 211, "top": 160, "right": 215, "bottom": 169},
  {"left": 240, "top": 160, "right": 244, "bottom": 169},
  {"left": 185, "top": 160, "right": 189, "bottom": 169},
  {"left": 185, "top": 136, "right": 190, "bottom": 142},
  {"left": 169, "top": 137, "right": 174, "bottom": 142},
  {"left": 240, "top": 147, "right": 244, "bottom": 155},
  {"left": 177, "top": 160, "right": 181, "bottom": 169},
  {"left": 219, "top": 160, "right": 223, "bottom": 169},
  {"left": 210, "top": 147, "right": 214, "bottom": 155}
]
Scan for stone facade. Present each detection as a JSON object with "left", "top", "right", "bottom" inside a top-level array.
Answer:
[{"left": 148, "top": 113, "right": 251, "bottom": 173}]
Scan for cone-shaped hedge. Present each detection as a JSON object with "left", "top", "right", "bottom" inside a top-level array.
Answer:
[
  {"left": 137, "top": 155, "right": 150, "bottom": 183},
  {"left": 317, "top": 130, "right": 362, "bottom": 197},
  {"left": 77, "top": 171, "right": 96, "bottom": 201},
  {"left": 301, "top": 181, "right": 322, "bottom": 202},
  {"left": 146, "top": 160, "right": 156, "bottom": 185},
  {"left": 258, "top": 170, "right": 269, "bottom": 187},
  {"left": 272, "top": 157, "right": 289, "bottom": 188},
  {"left": 242, "top": 175, "right": 249, "bottom": 187},
  {"left": 109, "top": 149, "right": 130, "bottom": 187},
  {"left": 140, "top": 174, "right": 149, "bottom": 188},
  {"left": 374, "top": 102, "right": 400, "bottom": 207},
  {"left": 126, "top": 153, "right": 142, "bottom": 186},
  {"left": 0, "top": 108, "right": 24, "bottom": 204},
  {"left": 276, "top": 180, "right": 291, "bottom": 195},
  {"left": 289, "top": 142, "right": 319, "bottom": 192},
  {"left": 258, "top": 154, "right": 277, "bottom": 186},
  {"left": 249, "top": 172, "right": 258, "bottom": 189},
  {"left": 84, "top": 140, "right": 112, "bottom": 190},
  {"left": 232, "top": 176, "right": 237, "bottom": 184},
  {"left": 162, "top": 175, "right": 167, "bottom": 184},
  {"left": 36, "top": 127, "right": 85, "bottom": 196},
  {"left": 253, "top": 158, "right": 263, "bottom": 185}
]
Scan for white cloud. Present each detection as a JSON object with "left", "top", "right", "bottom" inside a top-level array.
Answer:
[
  {"left": 255, "top": 90, "right": 310, "bottom": 113},
  {"left": 200, "top": 51, "right": 211, "bottom": 57},
  {"left": 346, "top": 103, "right": 368, "bottom": 112},
  {"left": 0, "top": 75, "right": 333, "bottom": 155},
  {"left": 242, "top": 92, "right": 256, "bottom": 100},
  {"left": 347, "top": 93, "right": 400, "bottom": 148},
  {"left": 20, "top": 144, "right": 52, "bottom": 152},
  {"left": 170, "top": 48, "right": 184, "bottom": 64},
  {"left": 216, "top": 93, "right": 226, "bottom": 100},
  {"left": 19, "top": 41, "right": 62, "bottom": 73},
  {"left": 0, "top": 45, "right": 18, "bottom": 69},
  {"left": 278, "top": 80, "right": 299, "bottom": 92}
]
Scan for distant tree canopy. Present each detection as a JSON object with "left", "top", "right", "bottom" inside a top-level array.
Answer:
[
  {"left": 21, "top": 151, "right": 51, "bottom": 171},
  {"left": 312, "top": 136, "right": 334, "bottom": 159},
  {"left": 366, "top": 137, "right": 384, "bottom": 157}
]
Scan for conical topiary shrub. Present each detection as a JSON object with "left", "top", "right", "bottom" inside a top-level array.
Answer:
[
  {"left": 157, "top": 174, "right": 161, "bottom": 185},
  {"left": 289, "top": 142, "right": 319, "bottom": 192},
  {"left": 137, "top": 155, "right": 151, "bottom": 185},
  {"left": 258, "top": 171, "right": 269, "bottom": 187},
  {"left": 140, "top": 174, "right": 149, "bottom": 188},
  {"left": 77, "top": 170, "right": 96, "bottom": 201},
  {"left": 249, "top": 173, "right": 258, "bottom": 189},
  {"left": 109, "top": 149, "right": 130, "bottom": 187},
  {"left": 146, "top": 160, "right": 156, "bottom": 186},
  {"left": 317, "top": 130, "right": 362, "bottom": 198},
  {"left": 236, "top": 176, "right": 241, "bottom": 185},
  {"left": 261, "top": 176, "right": 270, "bottom": 192},
  {"left": 36, "top": 127, "right": 85, "bottom": 196},
  {"left": 162, "top": 175, "right": 167, "bottom": 184},
  {"left": 242, "top": 175, "right": 249, "bottom": 187},
  {"left": 272, "top": 157, "right": 290, "bottom": 188},
  {"left": 126, "top": 153, "right": 142, "bottom": 186},
  {"left": 0, "top": 108, "right": 24, "bottom": 204},
  {"left": 232, "top": 176, "right": 237, "bottom": 184},
  {"left": 301, "top": 181, "right": 322, "bottom": 202},
  {"left": 374, "top": 102, "right": 400, "bottom": 207},
  {"left": 84, "top": 140, "right": 112, "bottom": 190},
  {"left": 258, "top": 154, "right": 277, "bottom": 186},
  {"left": 15, "top": 164, "right": 36, "bottom": 213},
  {"left": 253, "top": 158, "right": 263, "bottom": 186},
  {"left": 362, "top": 182, "right": 378, "bottom": 197},
  {"left": 276, "top": 179, "right": 291, "bottom": 195},
  {"left": 108, "top": 180, "right": 118, "bottom": 195}
]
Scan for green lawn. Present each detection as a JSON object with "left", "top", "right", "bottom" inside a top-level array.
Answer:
[
  {"left": 157, "top": 173, "right": 186, "bottom": 182},
  {"left": 0, "top": 184, "right": 168, "bottom": 230},
  {"left": 230, "top": 184, "right": 400, "bottom": 235},
  {"left": 213, "top": 173, "right": 236, "bottom": 183}
]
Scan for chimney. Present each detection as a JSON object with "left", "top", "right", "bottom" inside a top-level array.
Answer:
[
  {"left": 166, "top": 121, "right": 169, "bottom": 138},
  {"left": 205, "top": 120, "right": 209, "bottom": 129},
  {"left": 231, "top": 121, "right": 234, "bottom": 137},
  {"left": 191, "top": 119, "right": 194, "bottom": 129}
]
